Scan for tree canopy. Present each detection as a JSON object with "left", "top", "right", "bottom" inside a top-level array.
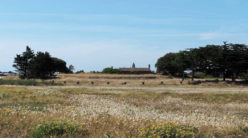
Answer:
[
  {"left": 13, "top": 46, "right": 71, "bottom": 79},
  {"left": 156, "top": 43, "right": 248, "bottom": 82},
  {"left": 102, "top": 67, "right": 120, "bottom": 74}
]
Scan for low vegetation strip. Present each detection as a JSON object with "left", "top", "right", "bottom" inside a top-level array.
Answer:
[
  {"left": 139, "top": 122, "right": 198, "bottom": 137},
  {"left": 89, "top": 76, "right": 157, "bottom": 79},
  {"left": 0, "top": 79, "right": 63, "bottom": 86},
  {"left": 32, "top": 120, "right": 85, "bottom": 138}
]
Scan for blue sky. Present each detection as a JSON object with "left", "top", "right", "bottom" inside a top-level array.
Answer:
[{"left": 0, "top": 0, "right": 248, "bottom": 72}]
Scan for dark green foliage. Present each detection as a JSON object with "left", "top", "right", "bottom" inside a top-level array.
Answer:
[
  {"left": 13, "top": 46, "right": 35, "bottom": 79},
  {"left": 156, "top": 43, "right": 248, "bottom": 82},
  {"left": 13, "top": 47, "right": 71, "bottom": 79},
  {"left": 194, "top": 72, "right": 214, "bottom": 79},
  {"left": 32, "top": 120, "right": 84, "bottom": 138},
  {"left": 141, "top": 122, "right": 198, "bottom": 138},
  {"left": 102, "top": 67, "right": 121, "bottom": 74},
  {"left": 29, "top": 52, "right": 53, "bottom": 79},
  {"left": 156, "top": 53, "right": 183, "bottom": 76},
  {"left": 76, "top": 70, "right": 85, "bottom": 74},
  {"left": 68, "top": 65, "right": 75, "bottom": 73},
  {"left": 243, "top": 127, "right": 248, "bottom": 134}
]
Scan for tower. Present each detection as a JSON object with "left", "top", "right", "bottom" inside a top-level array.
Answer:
[
  {"left": 148, "top": 64, "right": 151, "bottom": 69},
  {"left": 132, "top": 62, "right": 135, "bottom": 68}
]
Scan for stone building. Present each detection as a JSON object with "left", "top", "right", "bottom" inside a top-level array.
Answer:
[{"left": 119, "top": 63, "right": 152, "bottom": 74}]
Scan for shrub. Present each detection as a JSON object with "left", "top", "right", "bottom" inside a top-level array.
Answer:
[
  {"left": 32, "top": 120, "right": 84, "bottom": 138},
  {"left": 102, "top": 67, "right": 121, "bottom": 74},
  {"left": 76, "top": 70, "right": 85, "bottom": 74},
  {"left": 242, "top": 126, "right": 248, "bottom": 134},
  {"left": 139, "top": 122, "right": 198, "bottom": 138}
]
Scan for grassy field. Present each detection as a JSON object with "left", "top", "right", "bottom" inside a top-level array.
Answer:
[{"left": 1, "top": 73, "right": 248, "bottom": 137}]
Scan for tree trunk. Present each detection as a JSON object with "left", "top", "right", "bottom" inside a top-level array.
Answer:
[
  {"left": 232, "top": 73, "right": 236, "bottom": 82},
  {"left": 223, "top": 72, "right": 226, "bottom": 81},
  {"left": 191, "top": 70, "right": 195, "bottom": 81},
  {"left": 182, "top": 72, "right": 185, "bottom": 81}
]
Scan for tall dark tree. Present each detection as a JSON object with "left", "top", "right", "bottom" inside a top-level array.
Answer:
[
  {"left": 227, "top": 43, "right": 248, "bottom": 82},
  {"left": 155, "top": 52, "right": 185, "bottom": 76},
  {"left": 197, "top": 45, "right": 223, "bottom": 77},
  {"left": 30, "top": 52, "right": 53, "bottom": 79},
  {"left": 68, "top": 65, "right": 75, "bottom": 73},
  {"left": 13, "top": 46, "right": 34, "bottom": 79},
  {"left": 51, "top": 57, "right": 70, "bottom": 73},
  {"left": 29, "top": 52, "right": 71, "bottom": 79},
  {"left": 184, "top": 48, "right": 202, "bottom": 81},
  {"left": 156, "top": 43, "right": 248, "bottom": 82},
  {"left": 13, "top": 46, "right": 72, "bottom": 79}
]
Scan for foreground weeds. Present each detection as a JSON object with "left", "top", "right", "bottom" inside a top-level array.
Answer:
[
  {"left": 140, "top": 122, "right": 198, "bottom": 138},
  {"left": 32, "top": 120, "right": 86, "bottom": 138},
  {"left": 1, "top": 86, "right": 248, "bottom": 137}
]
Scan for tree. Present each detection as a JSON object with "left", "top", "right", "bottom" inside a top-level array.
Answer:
[
  {"left": 156, "top": 42, "right": 248, "bottom": 82},
  {"left": 29, "top": 52, "right": 71, "bottom": 79},
  {"left": 13, "top": 46, "right": 71, "bottom": 79},
  {"left": 76, "top": 70, "right": 84, "bottom": 74},
  {"left": 51, "top": 58, "right": 70, "bottom": 73},
  {"left": 29, "top": 52, "right": 53, "bottom": 79},
  {"left": 13, "top": 46, "right": 34, "bottom": 79},
  {"left": 68, "top": 65, "right": 75, "bottom": 73},
  {"left": 226, "top": 43, "right": 248, "bottom": 82},
  {"left": 155, "top": 52, "right": 185, "bottom": 76},
  {"left": 102, "top": 67, "right": 120, "bottom": 74}
]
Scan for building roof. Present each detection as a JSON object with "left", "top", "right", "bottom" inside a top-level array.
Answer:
[{"left": 119, "top": 68, "right": 151, "bottom": 72}]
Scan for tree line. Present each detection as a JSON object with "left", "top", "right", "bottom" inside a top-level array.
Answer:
[
  {"left": 155, "top": 42, "right": 248, "bottom": 82},
  {"left": 13, "top": 46, "right": 73, "bottom": 79}
]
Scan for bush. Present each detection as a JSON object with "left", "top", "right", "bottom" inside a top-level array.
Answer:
[
  {"left": 102, "top": 67, "right": 120, "bottom": 74},
  {"left": 139, "top": 122, "right": 198, "bottom": 138},
  {"left": 76, "top": 70, "right": 85, "bottom": 74},
  {"left": 32, "top": 120, "right": 84, "bottom": 138},
  {"left": 243, "top": 126, "right": 248, "bottom": 134}
]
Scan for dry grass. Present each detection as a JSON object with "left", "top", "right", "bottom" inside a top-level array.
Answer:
[{"left": 1, "top": 74, "right": 248, "bottom": 137}]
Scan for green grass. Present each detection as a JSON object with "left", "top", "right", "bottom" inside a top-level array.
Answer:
[
  {"left": 32, "top": 120, "right": 86, "bottom": 138},
  {"left": 111, "top": 92, "right": 248, "bottom": 104},
  {"left": 163, "top": 92, "right": 248, "bottom": 104},
  {"left": 140, "top": 122, "right": 198, "bottom": 138},
  {"left": 0, "top": 79, "right": 63, "bottom": 86}
]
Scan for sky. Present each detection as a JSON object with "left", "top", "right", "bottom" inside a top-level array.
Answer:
[{"left": 0, "top": 0, "right": 248, "bottom": 72}]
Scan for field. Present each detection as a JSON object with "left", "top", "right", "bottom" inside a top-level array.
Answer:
[{"left": 1, "top": 73, "right": 248, "bottom": 137}]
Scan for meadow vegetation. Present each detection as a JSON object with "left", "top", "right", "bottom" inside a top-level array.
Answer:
[
  {"left": 1, "top": 74, "right": 248, "bottom": 137},
  {"left": 0, "top": 79, "right": 63, "bottom": 86}
]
